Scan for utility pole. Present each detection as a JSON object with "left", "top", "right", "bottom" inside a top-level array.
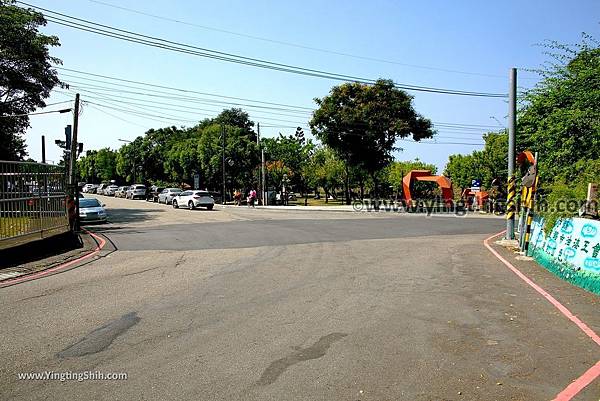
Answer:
[
  {"left": 257, "top": 122, "right": 264, "bottom": 205},
  {"left": 506, "top": 69, "right": 517, "bottom": 239},
  {"left": 262, "top": 148, "right": 266, "bottom": 206},
  {"left": 222, "top": 124, "right": 226, "bottom": 205},
  {"left": 41, "top": 135, "right": 46, "bottom": 163},
  {"left": 69, "top": 93, "right": 80, "bottom": 231}
]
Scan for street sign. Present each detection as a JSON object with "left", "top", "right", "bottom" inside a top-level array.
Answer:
[
  {"left": 471, "top": 179, "right": 481, "bottom": 192},
  {"left": 193, "top": 174, "right": 200, "bottom": 190},
  {"left": 522, "top": 165, "right": 537, "bottom": 188}
]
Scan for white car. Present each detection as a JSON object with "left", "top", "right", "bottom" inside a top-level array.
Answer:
[
  {"left": 82, "top": 184, "right": 95, "bottom": 193},
  {"left": 104, "top": 184, "right": 119, "bottom": 196},
  {"left": 126, "top": 185, "right": 147, "bottom": 200},
  {"left": 78, "top": 198, "right": 108, "bottom": 223},
  {"left": 158, "top": 188, "right": 183, "bottom": 204},
  {"left": 172, "top": 190, "right": 214, "bottom": 210}
]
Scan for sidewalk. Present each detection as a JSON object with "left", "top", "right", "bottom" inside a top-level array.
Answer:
[
  {"left": 219, "top": 203, "right": 504, "bottom": 218},
  {"left": 0, "top": 231, "right": 99, "bottom": 284}
]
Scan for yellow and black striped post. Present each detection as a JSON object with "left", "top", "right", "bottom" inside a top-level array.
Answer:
[
  {"left": 523, "top": 213, "right": 534, "bottom": 254},
  {"left": 522, "top": 176, "right": 538, "bottom": 255},
  {"left": 506, "top": 175, "right": 516, "bottom": 229}
]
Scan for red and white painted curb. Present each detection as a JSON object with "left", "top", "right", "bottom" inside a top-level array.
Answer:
[
  {"left": 484, "top": 230, "right": 600, "bottom": 401},
  {"left": 0, "top": 229, "right": 106, "bottom": 287}
]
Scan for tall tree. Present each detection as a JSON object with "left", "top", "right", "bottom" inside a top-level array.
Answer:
[
  {"left": 519, "top": 38, "right": 600, "bottom": 183},
  {"left": 0, "top": 0, "right": 63, "bottom": 160},
  {"left": 310, "top": 79, "right": 434, "bottom": 204}
]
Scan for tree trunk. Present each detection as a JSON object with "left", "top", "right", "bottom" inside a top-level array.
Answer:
[
  {"left": 344, "top": 163, "right": 351, "bottom": 205},
  {"left": 324, "top": 187, "right": 329, "bottom": 203},
  {"left": 372, "top": 174, "right": 379, "bottom": 210}
]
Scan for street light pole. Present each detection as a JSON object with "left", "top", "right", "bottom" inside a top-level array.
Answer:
[{"left": 118, "top": 138, "right": 135, "bottom": 183}]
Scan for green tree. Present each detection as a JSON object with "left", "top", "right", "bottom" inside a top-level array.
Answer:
[
  {"left": 262, "top": 133, "right": 315, "bottom": 201},
  {"left": 304, "top": 147, "right": 345, "bottom": 203},
  {"left": 383, "top": 159, "right": 437, "bottom": 199},
  {"left": 197, "top": 123, "right": 259, "bottom": 193},
  {"left": 310, "top": 79, "right": 434, "bottom": 204},
  {"left": 519, "top": 38, "right": 600, "bottom": 184},
  {"left": 94, "top": 148, "right": 118, "bottom": 182},
  {"left": 444, "top": 132, "right": 507, "bottom": 196},
  {"left": 0, "top": 0, "right": 63, "bottom": 160}
]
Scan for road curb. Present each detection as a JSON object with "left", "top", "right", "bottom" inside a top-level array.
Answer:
[{"left": 0, "top": 229, "right": 107, "bottom": 288}]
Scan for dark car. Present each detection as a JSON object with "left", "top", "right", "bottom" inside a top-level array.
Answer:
[{"left": 146, "top": 186, "right": 164, "bottom": 202}]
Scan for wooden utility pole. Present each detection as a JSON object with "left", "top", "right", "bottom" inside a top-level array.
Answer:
[{"left": 69, "top": 93, "right": 80, "bottom": 230}]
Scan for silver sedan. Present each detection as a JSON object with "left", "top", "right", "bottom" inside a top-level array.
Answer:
[{"left": 158, "top": 188, "right": 183, "bottom": 204}]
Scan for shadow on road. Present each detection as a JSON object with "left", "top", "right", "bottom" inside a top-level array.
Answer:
[
  {"left": 0, "top": 232, "right": 83, "bottom": 269},
  {"left": 103, "top": 207, "right": 164, "bottom": 224}
]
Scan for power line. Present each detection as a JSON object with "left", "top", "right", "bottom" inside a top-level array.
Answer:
[
  {"left": 19, "top": 2, "right": 508, "bottom": 98},
  {"left": 62, "top": 79, "right": 313, "bottom": 117},
  {"left": 57, "top": 68, "right": 314, "bottom": 112},
  {"left": 60, "top": 86, "right": 311, "bottom": 126},
  {"left": 43, "top": 100, "right": 73, "bottom": 107},
  {"left": 55, "top": 68, "right": 509, "bottom": 130},
  {"left": 86, "top": 103, "right": 153, "bottom": 129},
  {"left": 399, "top": 139, "right": 484, "bottom": 146},
  {"left": 87, "top": 0, "right": 512, "bottom": 80}
]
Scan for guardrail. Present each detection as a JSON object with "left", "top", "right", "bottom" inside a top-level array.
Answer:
[{"left": 0, "top": 161, "right": 70, "bottom": 250}]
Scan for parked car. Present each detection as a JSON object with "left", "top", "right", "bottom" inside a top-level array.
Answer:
[
  {"left": 172, "top": 190, "right": 214, "bottom": 210},
  {"left": 96, "top": 183, "right": 108, "bottom": 195},
  {"left": 127, "top": 184, "right": 147, "bottom": 200},
  {"left": 146, "top": 186, "right": 164, "bottom": 202},
  {"left": 82, "top": 184, "right": 95, "bottom": 193},
  {"left": 158, "top": 188, "right": 182, "bottom": 204},
  {"left": 115, "top": 186, "right": 128, "bottom": 198},
  {"left": 208, "top": 191, "right": 223, "bottom": 204},
  {"left": 104, "top": 184, "right": 119, "bottom": 196},
  {"left": 79, "top": 198, "right": 107, "bottom": 223}
]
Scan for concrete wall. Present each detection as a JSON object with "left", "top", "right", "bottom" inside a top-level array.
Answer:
[{"left": 529, "top": 217, "right": 600, "bottom": 295}]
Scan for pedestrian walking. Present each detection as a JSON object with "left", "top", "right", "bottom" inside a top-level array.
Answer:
[{"left": 248, "top": 188, "right": 257, "bottom": 207}]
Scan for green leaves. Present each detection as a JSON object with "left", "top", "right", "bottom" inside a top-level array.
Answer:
[
  {"left": 443, "top": 132, "right": 507, "bottom": 192},
  {"left": 519, "top": 41, "right": 600, "bottom": 183},
  {"left": 310, "top": 79, "right": 434, "bottom": 177},
  {"left": 0, "top": 0, "right": 63, "bottom": 160}
]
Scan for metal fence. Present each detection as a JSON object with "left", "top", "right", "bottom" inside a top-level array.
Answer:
[{"left": 0, "top": 161, "right": 70, "bottom": 250}]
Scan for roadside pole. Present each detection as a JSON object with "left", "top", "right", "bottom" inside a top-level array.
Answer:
[
  {"left": 41, "top": 135, "right": 46, "bottom": 163},
  {"left": 222, "top": 124, "right": 226, "bottom": 205},
  {"left": 506, "top": 68, "right": 517, "bottom": 239},
  {"left": 69, "top": 93, "right": 80, "bottom": 231},
  {"left": 521, "top": 151, "right": 539, "bottom": 255},
  {"left": 257, "top": 122, "right": 262, "bottom": 204},
  {"left": 262, "top": 148, "right": 266, "bottom": 206}
]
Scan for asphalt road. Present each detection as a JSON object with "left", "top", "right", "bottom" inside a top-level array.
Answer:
[{"left": 1, "top": 196, "right": 598, "bottom": 400}]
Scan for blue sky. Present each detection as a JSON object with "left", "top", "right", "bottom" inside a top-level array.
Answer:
[{"left": 24, "top": 0, "right": 600, "bottom": 172}]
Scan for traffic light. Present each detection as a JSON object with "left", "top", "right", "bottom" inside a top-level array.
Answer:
[{"left": 64, "top": 125, "right": 72, "bottom": 149}]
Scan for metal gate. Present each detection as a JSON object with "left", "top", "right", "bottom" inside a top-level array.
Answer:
[{"left": 0, "top": 161, "right": 70, "bottom": 250}]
